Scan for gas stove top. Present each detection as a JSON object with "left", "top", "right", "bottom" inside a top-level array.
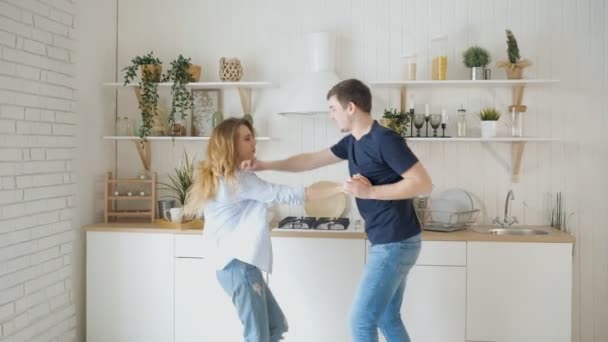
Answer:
[{"left": 276, "top": 216, "right": 350, "bottom": 230}]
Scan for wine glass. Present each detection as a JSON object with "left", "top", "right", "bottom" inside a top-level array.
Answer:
[
  {"left": 413, "top": 114, "right": 426, "bottom": 137},
  {"left": 430, "top": 114, "right": 442, "bottom": 137}
]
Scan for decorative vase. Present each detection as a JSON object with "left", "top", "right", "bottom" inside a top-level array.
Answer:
[
  {"left": 470, "top": 67, "right": 484, "bottom": 80},
  {"left": 506, "top": 67, "right": 524, "bottom": 80},
  {"left": 212, "top": 111, "right": 224, "bottom": 128},
  {"left": 243, "top": 113, "right": 253, "bottom": 126},
  {"left": 140, "top": 64, "right": 162, "bottom": 82},
  {"left": 187, "top": 65, "right": 202, "bottom": 82},
  {"left": 480, "top": 121, "right": 497, "bottom": 138}
]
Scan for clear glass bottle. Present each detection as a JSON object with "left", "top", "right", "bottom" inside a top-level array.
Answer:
[
  {"left": 511, "top": 107, "right": 523, "bottom": 137},
  {"left": 457, "top": 105, "right": 467, "bottom": 137},
  {"left": 116, "top": 117, "right": 129, "bottom": 136}
]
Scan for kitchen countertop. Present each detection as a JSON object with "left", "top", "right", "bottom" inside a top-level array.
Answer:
[{"left": 83, "top": 222, "right": 575, "bottom": 243}]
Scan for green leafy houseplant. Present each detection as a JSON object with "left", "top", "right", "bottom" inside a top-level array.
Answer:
[
  {"left": 382, "top": 108, "right": 410, "bottom": 136},
  {"left": 463, "top": 46, "right": 491, "bottom": 68},
  {"left": 122, "top": 51, "right": 162, "bottom": 139},
  {"left": 160, "top": 152, "right": 195, "bottom": 206},
  {"left": 478, "top": 107, "right": 502, "bottom": 121},
  {"left": 496, "top": 29, "right": 532, "bottom": 79},
  {"left": 163, "top": 55, "right": 196, "bottom": 135}
]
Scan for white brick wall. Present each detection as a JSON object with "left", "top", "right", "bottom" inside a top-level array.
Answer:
[{"left": 0, "top": 0, "right": 77, "bottom": 341}]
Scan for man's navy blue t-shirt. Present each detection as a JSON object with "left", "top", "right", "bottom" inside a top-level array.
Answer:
[{"left": 331, "top": 120, "right": 420, "bottom": 245}]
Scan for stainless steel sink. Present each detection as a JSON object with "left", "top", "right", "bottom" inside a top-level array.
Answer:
[{"left": 488, "top": 228, "right": 549, "bottom": 236}]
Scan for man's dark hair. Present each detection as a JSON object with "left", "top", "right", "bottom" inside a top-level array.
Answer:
[{"left": 326, "top": 79, "right": 372, "bottom": 113}]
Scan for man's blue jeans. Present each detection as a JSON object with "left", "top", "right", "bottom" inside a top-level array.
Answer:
[
  {"left": 216, "top": 259, "right": 288, "bottom": 342},
  {"left": 350, "top": 233, "right": 422, "bottom": 342}
]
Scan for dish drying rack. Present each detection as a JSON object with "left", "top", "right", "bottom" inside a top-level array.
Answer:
[{"left": 414, "top": 208, "right": 480, "bottom": 232}]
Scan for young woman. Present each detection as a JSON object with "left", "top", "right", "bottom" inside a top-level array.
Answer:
[{"left": 183, "top": 118, "right": 342, "bottom": 342}]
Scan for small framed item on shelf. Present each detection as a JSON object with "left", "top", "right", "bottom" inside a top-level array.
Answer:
[
  {"left": 104, "top": 172, "right": 156, "bottom": 223},
  {"left": 191, "top": 88, "right": 223, "bottom": 137}
]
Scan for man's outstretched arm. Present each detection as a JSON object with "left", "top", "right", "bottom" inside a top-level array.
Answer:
[{"left": 243, "top": 148, "right": 343, "bottom": 172}]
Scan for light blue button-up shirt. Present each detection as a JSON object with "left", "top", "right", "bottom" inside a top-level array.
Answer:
[{"left": 201, "top": 171, "right": 305, "bottom": 273}]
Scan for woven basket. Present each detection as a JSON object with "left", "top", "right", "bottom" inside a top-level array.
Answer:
[{"left": 219, "top": 57, "right": 243, "bottom": 81}]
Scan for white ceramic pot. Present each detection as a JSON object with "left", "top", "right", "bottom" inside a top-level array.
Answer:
[{"left": 480, "top": 121, "right": 497, "bottom": 138}]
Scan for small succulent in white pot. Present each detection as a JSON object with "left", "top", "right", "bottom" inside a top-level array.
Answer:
[{"left": 478, "top": 107, "right": 502, "bottom": 138}]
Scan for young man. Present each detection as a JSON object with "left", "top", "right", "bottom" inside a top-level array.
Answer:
[{"left": 243, "top": 78, "right": 432, "bottom": 342}]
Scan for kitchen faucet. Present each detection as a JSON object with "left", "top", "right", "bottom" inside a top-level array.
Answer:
[{"left": 493, "top": 189, "right": 518, "bottom": 227}]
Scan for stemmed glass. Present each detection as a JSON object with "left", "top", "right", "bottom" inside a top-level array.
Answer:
[
  {"left": 413, "top": 114, "right": 426, "bottom": 137},
  {"left": 430, "top": 114, "right": 442, "bottom": 137}
]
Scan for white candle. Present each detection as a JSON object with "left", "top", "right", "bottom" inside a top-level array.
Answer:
[
  {"left": 441, "top": 109, "right": 448, "bottom": 123},
  {"left": 424, "top": 104, "right": 430, "bottom": 115},
  {"left": 408, "top": 95, "right": 415, "bottom": 111}
]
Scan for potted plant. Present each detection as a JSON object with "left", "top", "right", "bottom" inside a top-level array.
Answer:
[
  {"left": 163, "top": 55, "right": 201, "bottom": 136},
  {"left": 159, "top": 151, "right": 195, "bottom": 208},
  {"left": 381, "top": 108, "right": 410, "bottom": 137},
  {"left": 122, "top": 51, "right": 162, "bottom": 139},
  {"left": 496, "top": 29, "right": 532, "bottom": 79},
  {"left": 463, "top": 46, "right": 491, "bottom": 80},
  {"left": 478, "top": 107, "right": 502, "bottom": 138}
]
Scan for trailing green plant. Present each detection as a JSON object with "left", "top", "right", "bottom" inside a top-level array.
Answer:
[
  {"left": 462, "top": 46, "right": 491, "bottom": 67},
  {"left": 478, "top": 107, "right": 502, "bottom": 121},
  {"left": 496, "top": 29, "right": 532, "bottom": 71},
  {"left": 159, "top": 151, "right": 195, "bottom": 206},
  {"left": 163, "top": 55, "right": 195, "bottom": 128},
  {"left": 382, "top": 108, "right": 410, "bottom": 136},
  {"left": 122, "top": 51, "right": 162, "bottom": 139}
]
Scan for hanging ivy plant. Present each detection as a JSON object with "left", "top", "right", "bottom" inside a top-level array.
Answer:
[
  {"left": 122, "top": 51, "right": 162, "bottom": 140},
  {"left": 163, "top": 55, "right": 194, "bottom": 129}
]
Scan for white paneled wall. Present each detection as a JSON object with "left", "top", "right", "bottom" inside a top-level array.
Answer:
[{"left": 107, "top": 1, "right": 607, "bottom": 341}]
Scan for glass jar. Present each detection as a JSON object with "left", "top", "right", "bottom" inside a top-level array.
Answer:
[
  {"left": 403, "top": 54, "right": 417, "bottom": 80},
  {"left": 511, "top": 107, "right": 523, "bottom": 137},
  {"left": 116, "top": 117, "right": 129, "bottom": 136},
  {"left": 431, "top": 34, "right": 448, "bottom": 80},
  {"left": 168, "top": 117, "right": 187, "bottom": 136}
]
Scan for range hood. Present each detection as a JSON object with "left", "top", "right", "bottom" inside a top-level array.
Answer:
[{"left": 278, "top": 32, "right": 341, "bottom": 116}]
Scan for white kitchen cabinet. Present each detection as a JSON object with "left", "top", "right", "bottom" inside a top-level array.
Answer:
[
  {"left": 86, "top": 232, "right": 175, "bottom": 342},
  {"left": 402, "top": 265, "right": 466, "bottom": 342},
  {"left": 174, "top": 257, "right": 242, "bottom": 342},
  {"left": 269, "top": 237, "right": 366, "bottom": 342},
  {"left": 466, "top": 242, "right": 573, "bottom": 342},
  {"left": 372, "top": 241, "right": 467, "bottom": 342}
]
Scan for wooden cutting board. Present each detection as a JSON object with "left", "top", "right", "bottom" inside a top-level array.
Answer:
[
  {"left": 304, "top": 181, "right": 346, "bottom": 218},
  {"left": 153, "top": 219, "right": 204, "bottom": 230}
]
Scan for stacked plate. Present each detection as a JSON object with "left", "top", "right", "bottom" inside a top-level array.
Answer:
[{"left": 415, "top": 188, "right": 478, "bottom": 231}]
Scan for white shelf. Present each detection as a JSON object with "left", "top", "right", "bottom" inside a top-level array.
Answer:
[
  {"left": 103, "top": 136, "right": 271, "bottom": 141},
  {"left": 102, "top": 81, "right": 274, "bottom": 89},
  {"left": 370, "top": 79, "right": 559, "bottom": 88},
  {"left": 405, "top": 137, "right": 558, "bottom": 142}
]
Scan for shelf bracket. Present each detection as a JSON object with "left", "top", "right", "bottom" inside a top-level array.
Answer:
[
  {"left": 511, "top": 141, "right": 526, "bottom": 183},
  {"left": 133, "top": 140, "right": 151, "bottom": 171},
  {"left": 480, "top": 141, "right": 526, "bottom": 184},
  {"left": 400, "top": 86, "right": 408, "bottom": 113},
  {"left": 238, "top": 87, "right": 252, "bottom": 115},
  {"left": 512, "top": 84, "right": 526, "bottom": 106}
]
